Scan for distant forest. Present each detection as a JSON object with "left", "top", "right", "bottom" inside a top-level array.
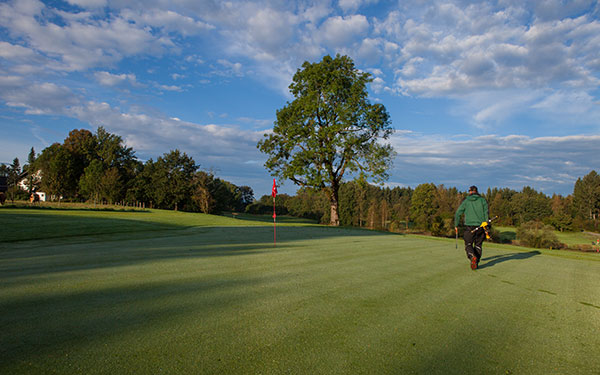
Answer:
[
  {"left": 1, "top": 127, "right": 254, "bottom": 214},
  {"left": 249, "top": 172, "right": 599, "bottom": 237},
  {"left": 2, "top": 128, "right": 599, "bottom": 242}
]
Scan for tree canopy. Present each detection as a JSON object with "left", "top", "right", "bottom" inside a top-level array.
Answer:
[
  {"left": 20, "top": 127, "right": 253, "bottom": 213},
  {"left": 258, "top": 54, "right": 394, "bottom": 225}
]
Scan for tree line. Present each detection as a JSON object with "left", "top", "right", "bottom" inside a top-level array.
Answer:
[
  {"left": 2, "top": 127, "right": 598, "bottom": 241},
  {"left": 0, "top": 127, "right": 254, "bottom": 213},
  {"left": 249, "top": 172, "right": 600, "bottom": 237}
]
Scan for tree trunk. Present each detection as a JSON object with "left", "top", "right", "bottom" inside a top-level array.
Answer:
[
  {"left": 329, "top": 186, "right": 340, "bottom": 226},
  {"left": 330, "top": 200, "right": 340, "bottom": 226}
]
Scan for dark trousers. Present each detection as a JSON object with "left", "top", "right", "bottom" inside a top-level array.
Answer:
[{"left": 464, "top": 226, "right": 485, "bottom": 262}]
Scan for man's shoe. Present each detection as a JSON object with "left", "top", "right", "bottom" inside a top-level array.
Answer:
[{"left": 471, "top": 256, "right": 478, "bottom": 270}]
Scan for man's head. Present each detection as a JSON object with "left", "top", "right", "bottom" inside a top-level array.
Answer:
[{"left": 469, "top": 185, "right": 478, "bottom": 195}]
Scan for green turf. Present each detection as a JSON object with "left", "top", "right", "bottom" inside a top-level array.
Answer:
[
  {"left": 1, "top": 208, "right": 599, "bottom": 374},
  {"left": 496, "top": 225, "right": 600, "bottom": 249}
]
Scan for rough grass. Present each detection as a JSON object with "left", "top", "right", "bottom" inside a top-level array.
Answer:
[{"left": 1, "top": 207, "right": 599, "bottom": 374}]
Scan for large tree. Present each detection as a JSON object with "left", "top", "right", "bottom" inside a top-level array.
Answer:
[
  {"left": 573, "top": 170, "right": 600, "bottom": 229},
  {"left": 410, "top": 183, "right": 438, "bottom": 231},
  {"left": 150, "top": 150, "right": 198, "bottom": 211},
  {"left": 258, "top": 55, "right": 394, "bottom": 226}
]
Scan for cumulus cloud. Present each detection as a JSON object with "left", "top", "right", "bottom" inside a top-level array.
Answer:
[
  {"left": 94, "top": 71, "right": 137, "bottom": 87},
  {"left": 246, "top": 8, "right": 298, "bottom": 54},
  {"left": 0, "top": 0, "right": 177, "bottom": 71},
  {"left": 376, "top": 2, "right": 600, "bottom": 96},
  {"left": 319, "top": 15, "right": 370, "bottom": 47},
  {"left": 0, "top": 41, "right": 37, "bottom": 60},
  {"left": 0, "top": 80, "right": 80, "bottom": 115},
  {"left": 120, "top": 8, "right": 215, "bottom": 36}
]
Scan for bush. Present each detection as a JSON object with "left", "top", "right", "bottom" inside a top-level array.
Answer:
[
  {"left": 488, "top": 227, "right": 515, "bottom": 244},
  {"left": 431, "top": 215, "right": 454, "bottom": 237},
  {"left": 516, "top": 221, "right": 564, "bottom": 249}
]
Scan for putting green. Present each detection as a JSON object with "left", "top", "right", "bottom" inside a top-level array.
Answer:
[{"left": 1, "top": 208, "right": 599, "bottom": 374}]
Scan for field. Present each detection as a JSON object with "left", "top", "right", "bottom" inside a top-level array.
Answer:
[{"left": 1, "top": 207, "right": 600, "bottom": 374}]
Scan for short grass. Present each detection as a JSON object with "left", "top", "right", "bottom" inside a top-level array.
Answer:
[
  {"left": 1, "top": 207, "right": 600, "bottom": 374},
  {"left": 495, "top": 225, "right": 599, "bottom": 248}
]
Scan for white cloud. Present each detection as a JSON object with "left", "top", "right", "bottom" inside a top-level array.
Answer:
[
  {"left": 246, "top": 8, "right": 298, "bottom": 54},
  {"left": 0, "top": 41, "right": 37, "bottom": 60},
  {"left": 319, "top": 15, "right": 370, "bottom": 47},
  {"left": 357, "top": 38, "right": 382, "bottom": 63},
  {"left": 120, "top": 8, "right": 214, "bottom": 36},
  {"left": 157, "top": 84, "right": 183, "bottom": 92},
  {"left": 216, "top": 59, "right": 244, "bottom": 77},
  {"left": 94, "top": 71, "right": 137, "bottom": 87},
  {"left": 0, "top": 75, "right": 26, "bottom": 88},
  {"left": 0, "top": 1, "right": 174, "bottom": 71},
  {"left": 530, "top": 89, "right": 600, "bottom": 125},
  {"left": 2, "top": 82, "right": 80, "bottom": 115},
  {"left": 371, "top": 2, "right": 600, "bottom": 97},
  {"left": 300, "top": 2, "right": 333, "bottom": 24}
]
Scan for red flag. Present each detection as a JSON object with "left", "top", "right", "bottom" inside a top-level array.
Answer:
[{"left": 272, "top": 178, "right": 277, "bottom": 197}]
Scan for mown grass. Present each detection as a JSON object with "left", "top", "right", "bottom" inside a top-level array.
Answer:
[
  {"left": 1, "top": 207, "right": 599, "bottom": 374},
  {"left": 495, "top": 225, "right": 599, "bottom": 249}
]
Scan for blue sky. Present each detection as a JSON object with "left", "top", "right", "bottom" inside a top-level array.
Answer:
[{"left": 0, "top": 0, "right": 599, "bottom": 197}]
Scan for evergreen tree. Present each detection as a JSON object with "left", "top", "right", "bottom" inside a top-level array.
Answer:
[
  {"left": 572, "top": 170, "right": 600, "bottom": 230},
  {"left": 410, "top": 183, "right": 438, "bottom": 231},
  {"left": 7, "top": 158, "right": 21, "bottom": 203}
]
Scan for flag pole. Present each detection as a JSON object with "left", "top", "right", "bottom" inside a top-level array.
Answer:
[{"left": 272, "top": 179, "right": 277, "bottom": 247}]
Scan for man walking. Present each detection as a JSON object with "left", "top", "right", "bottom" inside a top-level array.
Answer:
[{"left": 455, "top": 186, "right": 489, "bottom": 270}]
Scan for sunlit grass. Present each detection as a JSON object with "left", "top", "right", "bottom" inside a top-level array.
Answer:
[{"left": 1, "top": 208, "right": 599, "bottom": 374}]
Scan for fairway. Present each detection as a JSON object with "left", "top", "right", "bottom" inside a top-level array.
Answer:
[{"left": 1, "top": 208, "right": 599, "bottom": 374}]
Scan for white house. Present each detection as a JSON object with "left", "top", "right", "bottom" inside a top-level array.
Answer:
[{"left": 18, "top": 170, "right": 47, "bottom": 201}]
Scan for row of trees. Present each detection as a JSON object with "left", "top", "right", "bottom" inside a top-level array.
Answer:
[
  {"left": 250, "top": 171, "right": 600, "bottom": 235},
  {"left": 2, "top": 127, "right": 254, "bottom": 213},
  {"left": 3, "top": 125, "right": 598, "bottom": 237}
]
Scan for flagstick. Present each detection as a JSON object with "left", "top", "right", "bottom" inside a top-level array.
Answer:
[{"left": 273, "top": 195, "right": 276, "bottom": 247}]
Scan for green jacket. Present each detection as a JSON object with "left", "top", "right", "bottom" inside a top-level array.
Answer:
[{"left": 455, "top": 193, "right": 489, "bottom": 227}]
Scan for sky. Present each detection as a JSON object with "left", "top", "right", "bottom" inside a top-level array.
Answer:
[{"left": 0, "top": 0, "right": 599, "bottom": 197}]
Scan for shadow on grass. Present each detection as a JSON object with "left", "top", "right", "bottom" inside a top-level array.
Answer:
[
  {"left": 0, "top": 216, "right": 389, "bottom": 279},
  {"left": 0, "top": 273, "right": 283, "bottom": 370},
  {"left": 0, "top": 212, "right": 180, "bottom": 243},
  {"left": 479, "top": 250, "right": 541, "bottom": 269},
  {"left": 0, "top": 216, "right": 389, "bottom": 371},
  {"left": 221, "top": 212, "right": 318, "bottom": 225}
]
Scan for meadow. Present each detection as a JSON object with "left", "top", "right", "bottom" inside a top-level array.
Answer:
[{"left": 1, "top": 207, "right": 599, "bottom": 374}]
